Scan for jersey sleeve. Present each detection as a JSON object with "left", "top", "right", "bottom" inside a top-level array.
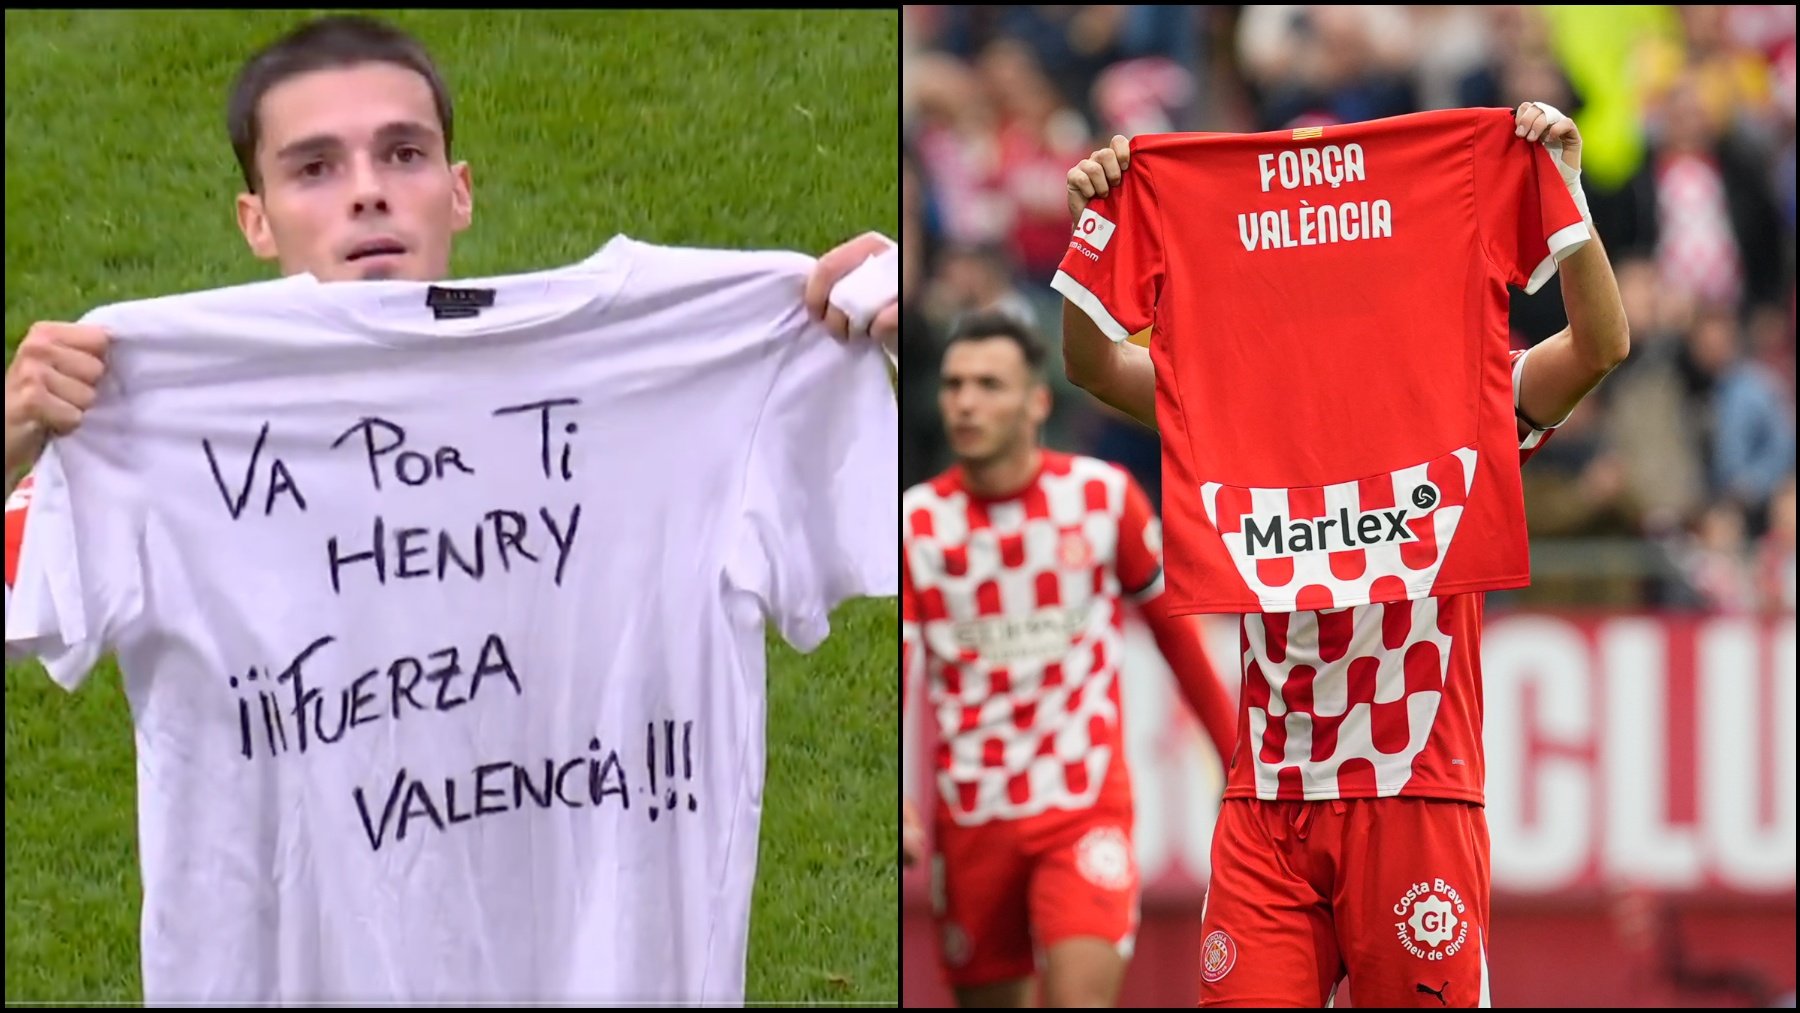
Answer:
[
  {"left": 1114, "top": 469, "right": 1166, "bottom": 603},
  {"left": 1474, "top": 110, "right": 1591, "bottom": 296},
  {"left": 1510, "top": 347, "right": 1563, "bottom": 464},
  {"left": 727, "top": 310, "right": 900, "bottom": 654},
  {"left": 1113, "top": 467, "right": 1236, "bottom": 767},
  {"left": 3, "top": 444, "right": 142, "bottom": 689},
  {"left": 1049, "top": 146, "right": 1166, "bottom": 343}
]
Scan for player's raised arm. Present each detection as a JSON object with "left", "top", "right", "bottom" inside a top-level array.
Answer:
[
  {"left": 1058, "top": 136, "right": 1159, "bottom": 431},
  {"left": 1512, "top": 102, "right": 1631, "bottom": 430},
  {"left": 1061, "top": 307, "right": 1158, "bottom": 431}
]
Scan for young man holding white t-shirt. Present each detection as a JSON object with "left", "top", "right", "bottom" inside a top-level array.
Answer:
[
  {"left": 3, "top": 16, "right": 896, "bottom": 490},
  {"left": 2, "top": 14, "right": 898, "bottom": 1006}
]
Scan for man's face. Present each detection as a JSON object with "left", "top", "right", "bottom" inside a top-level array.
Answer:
[
  {"left": 236, "top": 62, "right": 472, "bottom": 282},
  {"left": 938, "top": 337, "right": 1048, "bottom": 465}
]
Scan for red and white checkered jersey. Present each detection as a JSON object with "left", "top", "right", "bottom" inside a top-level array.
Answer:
[
  {"left": 903, "top": 451, "right": 1163, "bottom": 827},
  {"left": 1654, "top": 153, "right": 1743, "bottom": 307},
  {"left": 1225, "top": 347, "right": 1560, "bottom": 803}
]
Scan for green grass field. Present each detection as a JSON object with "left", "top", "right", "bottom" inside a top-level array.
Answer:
[{"left": 3, "top": 9, "right": 898, "bottom": 1005}]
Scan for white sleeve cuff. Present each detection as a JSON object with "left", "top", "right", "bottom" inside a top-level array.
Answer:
[
  {"left": 1050, "top": 270, "right": 1132, "bottom": 343},
  {"left": 1523, "top": 221, "right": 1592, "bottom": 295},
  {"left": 1513, "top": 343, "right": 1574, "bottom": 449}
]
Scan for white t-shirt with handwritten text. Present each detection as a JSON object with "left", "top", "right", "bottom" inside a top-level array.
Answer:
[{"left": 2, "top": 236, "right": 898, "bottom": 1004}]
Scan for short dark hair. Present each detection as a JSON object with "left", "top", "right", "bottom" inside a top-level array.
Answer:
[
  {"left": 227, "top": 15, "right": 453, "bottom": 193},
  {"left": 944, "top": 310, "right": 1048, "bottom": 376}
]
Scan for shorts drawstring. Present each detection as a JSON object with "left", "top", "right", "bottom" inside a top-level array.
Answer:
[
  {"left": 1290, "top": 800, "right": 1347, "bottom": 841},
  {"left": 1292, "top": 803, "right": 1318, "bottom": 841}
]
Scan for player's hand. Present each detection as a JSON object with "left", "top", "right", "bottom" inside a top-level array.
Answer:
[
  {"left": 902, "top": 798, "right": 923, "bottom": 868},
  {"left": 1067, "top": 134, "right": 1132, "bottom": 225},
  {"left": 807, "top": 231, "right": 899, "bottom": 352},
  {"left": 1515, "top": 101, "right": 1581, "bottom": 174},
  {"left": 4, "top": 322, "right": 110, "bottom": 481}
]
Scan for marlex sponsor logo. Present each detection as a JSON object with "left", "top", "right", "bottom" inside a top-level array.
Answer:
[{"left": 1242, "top": 483, "right": 1437, "bottom": 558}]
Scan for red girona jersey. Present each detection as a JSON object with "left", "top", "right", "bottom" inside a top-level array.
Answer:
[{"left": 1053, "top": 108, "right": 1589, "bottom": 615}]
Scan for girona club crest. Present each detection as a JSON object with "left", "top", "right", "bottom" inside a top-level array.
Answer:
[
  {"left": 1058, "top": 529, "right": 1093, "bottom": 570},
  {"left": 1201, "top": 929, "right": 1237, "bottom": 983},
  {"left": 1074, "top": 826, "right": 1134, "bottom": 891}
]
